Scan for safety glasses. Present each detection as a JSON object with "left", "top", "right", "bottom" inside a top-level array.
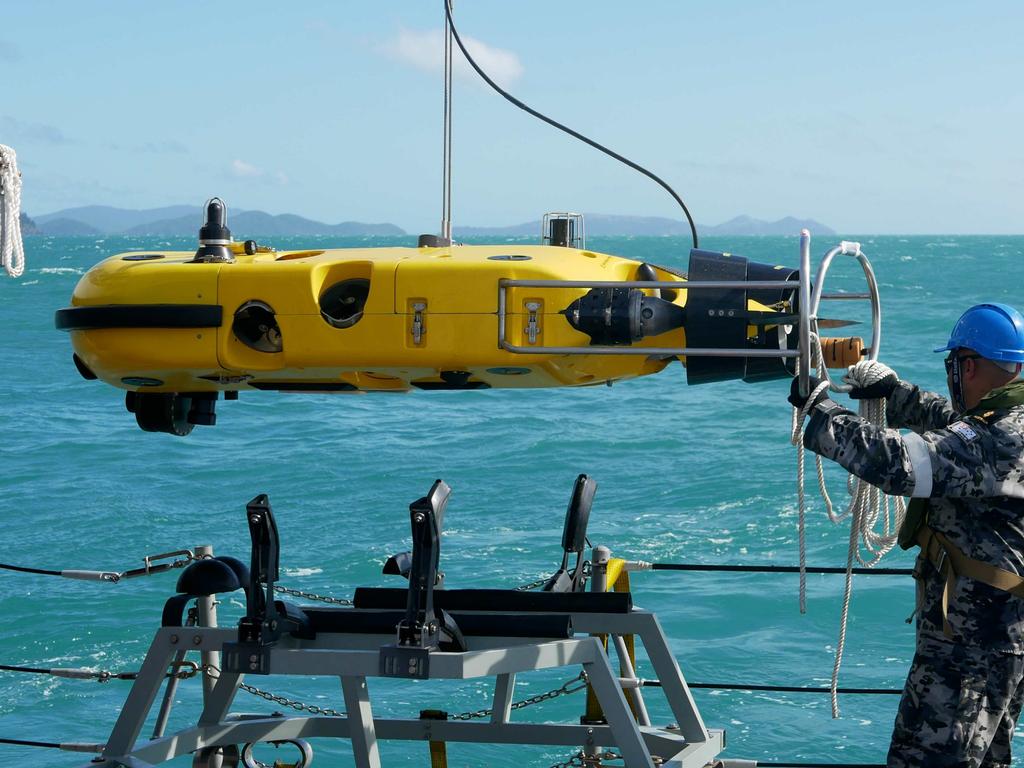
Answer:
[{"left": 944, "top": 353, "right": 981, "bottom": 373}]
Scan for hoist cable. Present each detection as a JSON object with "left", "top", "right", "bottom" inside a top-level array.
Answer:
[{"left": 442, "top": 0, "right": 698, "bottom": 248}]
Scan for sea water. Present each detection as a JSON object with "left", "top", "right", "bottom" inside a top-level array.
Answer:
[{"left": 1, "top": 233, "right": 1022, "bottom": 767}]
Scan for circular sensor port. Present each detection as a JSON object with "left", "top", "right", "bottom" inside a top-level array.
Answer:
[
  {"left": 233, "top": 300, "right": 283, "bottom": 353},
  {"left": 320, "top": 278, "right": 370, "bottom": 329}
]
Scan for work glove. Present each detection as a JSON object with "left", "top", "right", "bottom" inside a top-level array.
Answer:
[
  {"left": 788, "top": 375, "right": 829, "bottom": 410},
  {"left": 844, "top": 360, "right": 898, "bottom": 400}
]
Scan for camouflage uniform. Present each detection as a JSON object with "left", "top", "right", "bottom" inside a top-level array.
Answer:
[{"left": 802, "top": 379, "right": 1024, "bottom": 768}]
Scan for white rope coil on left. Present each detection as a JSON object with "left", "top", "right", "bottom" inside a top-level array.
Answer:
[
  {"left": 792, "top": 341, "right": 907, "bottom": 718},
  {"left": 0, "top": 144, "right": 26, "bottom": 278}
]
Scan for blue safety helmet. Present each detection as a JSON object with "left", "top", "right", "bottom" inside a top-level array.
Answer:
[{"left": 934, "top": 303, "right": 1024, "bottom": 363}]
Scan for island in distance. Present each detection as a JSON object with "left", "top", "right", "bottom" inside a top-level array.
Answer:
[{"left": 24, "top": 206, "right": 834, "bottom": 238}]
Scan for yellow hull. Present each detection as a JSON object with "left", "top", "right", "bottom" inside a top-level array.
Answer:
[{"left": 59, "top": 243, "right": 696, "bottom": 393}]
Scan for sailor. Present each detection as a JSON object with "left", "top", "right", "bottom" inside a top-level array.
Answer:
[{"left": 788, "top": 303, "right": 1024, "bottom": 768}]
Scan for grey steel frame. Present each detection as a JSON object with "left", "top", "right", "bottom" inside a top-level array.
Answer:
[
  {"left": 496, "top": 232, "right": 882, "bottom": 398},
  {"left": 78, "top": 610, "right": 723, "bottom": 768}
]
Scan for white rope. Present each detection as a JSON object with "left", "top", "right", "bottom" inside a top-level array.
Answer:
[
  {"left": 792, "top": 349, "right": 907, "bottom": 717},
  {"left": 0, "top": 144, "right": 26, "bottom": 278}
]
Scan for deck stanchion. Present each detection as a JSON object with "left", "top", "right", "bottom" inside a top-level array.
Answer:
[
  {"left": 582, "top": 545, "right": 611, "bottom": 758},
  {"left": 195, "top": 545, "right": 220, "bottom": 702}
]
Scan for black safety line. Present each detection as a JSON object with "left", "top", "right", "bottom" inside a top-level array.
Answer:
[
  {"left": 0, "top": 664, "right": 51, "bottom": 675},
  {"left": 0, "top": 737, "right": 64, "bottom": 749},
  {"left": 643, "top": 680, "right": 901, "bottom": 695},
  {"left": 0, "top": 562, "right": 61, "bottom": 576},
  {"left": 651, "top": 563, "right": 913, "bottom": 576}
]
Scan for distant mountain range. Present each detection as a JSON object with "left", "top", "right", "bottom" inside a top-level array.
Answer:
[
  {"left": 19, "top": 212, "right": 39, "bottom": 235},
  {"left": 23, "top": 205, "right": 834, "bottom": 238},
  {"left": 30, "top": 205, "right": 403, "bottom": 237},
  {"left": 457, "top": 214, "right": 835, "bottom": 237}
]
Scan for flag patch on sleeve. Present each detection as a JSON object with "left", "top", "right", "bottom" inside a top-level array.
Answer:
[{"left": 948, "top": 421, "right": 979, "bottom": 443}]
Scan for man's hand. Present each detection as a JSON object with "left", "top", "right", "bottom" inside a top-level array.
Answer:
[
  {"left": 788, "top": 376, "right": 829, "bottom": 410},
  {"left": 845, "top": 361, "right": 898, "bottom": 400}
]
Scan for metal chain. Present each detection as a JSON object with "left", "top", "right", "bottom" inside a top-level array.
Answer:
[
  {"left": 516, "top": 561, "right": 591, "bottom": 591},
  {"left": 550, "top": 752, "right": 586, "bottom": 768},
  {"left": 202, "top": 665, "right": 583, "bottom": 725},
  {"left": 514, "top": 577, "right": 549, "bottom": 591},
  {"left": 451, "top": 670, "right": 588, "bottom": 720},
  {"left": 204, "top": 665, "right": 346, "bottom": 718},
  {"left": 548, "top": 750, "right": 624, "bottom": 768},
  {"left": 273, "top": 585, "right": 353, "bottom": 606},
  {"left": 237, "top": 682, "right": 346, "bottom": 717}
]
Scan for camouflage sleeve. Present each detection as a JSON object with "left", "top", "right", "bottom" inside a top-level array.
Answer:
[
  {"left": 917, "top": 418, "right": 1024, "bottom": 499},
  {"left": 803, "top": 399, "right": 917, "bottom": 496},
  {"left": 885, "top": 380, "right": 957, "bottom": 433},
  {"left": 804, "top": 400, "right": 1024, "bottom": 500}
]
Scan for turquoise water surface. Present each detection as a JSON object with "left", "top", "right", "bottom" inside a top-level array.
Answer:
[{"left": 1, "top": 233, "right": 1023, "bottom": 767}]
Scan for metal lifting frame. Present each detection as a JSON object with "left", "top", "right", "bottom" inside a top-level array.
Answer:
[
  {"left": 77, "top": 491, "right": 725, "bottom": 768},
  {"left": 497, "top": 233, "right": 882, "bottom": 397},
  {"left": 78, "top": 606, "right": 724, "bottom": 768}
]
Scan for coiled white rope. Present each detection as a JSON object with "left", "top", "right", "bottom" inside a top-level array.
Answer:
[
  {"left": 792, "top": 343, "right": 907, "bottom": 717},
  {"left": 0, "top": 144, "right": 26, "bottom": 278}
]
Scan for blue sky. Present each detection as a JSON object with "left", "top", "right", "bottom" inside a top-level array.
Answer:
[{"left": 2, "top": 1, "right": 1022, "bottom": 234}]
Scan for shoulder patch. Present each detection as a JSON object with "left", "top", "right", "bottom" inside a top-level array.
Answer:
[{"left": 948, "top": 420, "right": 980, "bottom": 443}]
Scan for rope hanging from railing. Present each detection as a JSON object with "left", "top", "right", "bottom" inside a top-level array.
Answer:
[
  {"left": 792, "top": 346, "right": 909, "bottom": 717},
  {"left": 0, "top": 144, "right": 25, "bottom": 278}
]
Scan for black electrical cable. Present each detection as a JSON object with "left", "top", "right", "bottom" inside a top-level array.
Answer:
[
  {"left": 0, "top": 562, "right": 61, "bottom": 576},
  {"left": 442, "top": 0, "right": 699, "bottom": 249},
  {"left": 642, "top": 680, "right": 901, "bottom": 695},
  {"left": 651, "top": 563, "right": 913, "bottom": 576},
  {"left": 0, "top": 737, "right": 64, "bottom": 748},
  {"left": 0, "top": 664, "right": 52, "bottom": 675}
]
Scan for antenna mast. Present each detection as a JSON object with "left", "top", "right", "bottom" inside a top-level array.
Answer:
[{"left": 440, "top": 1, "right": 454, "bottom": 243}]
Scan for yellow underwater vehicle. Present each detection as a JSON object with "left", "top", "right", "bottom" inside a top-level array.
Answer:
[
  {"left": 54, "top": 2, "right": 879, "bottom": 436},
  {"left": 56, "top": 202, "right": 874, "bottom": 435}
]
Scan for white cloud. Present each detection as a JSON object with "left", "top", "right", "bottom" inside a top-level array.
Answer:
[
  {"left": 230, "top": 160, "right": 289, "bottom": 186},
  {"left": 382, "top": 28, "right": 524, "bottom": 88},
  {"left": 231, "top": 159, "right": 265, "bottom": 178}
]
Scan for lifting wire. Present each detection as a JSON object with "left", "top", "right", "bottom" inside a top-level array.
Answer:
[
  {"left": 441, "top": 2, "right": 453, "bottom": 241},
  {"left": 0, "top": 144, "right": 25, "bottom": 278},
  {"left": 442, "top": 0, "right": 699, "bottom": 249},
  {"left": 792, "top": 348, "right": 908, "bottom": 718}
]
